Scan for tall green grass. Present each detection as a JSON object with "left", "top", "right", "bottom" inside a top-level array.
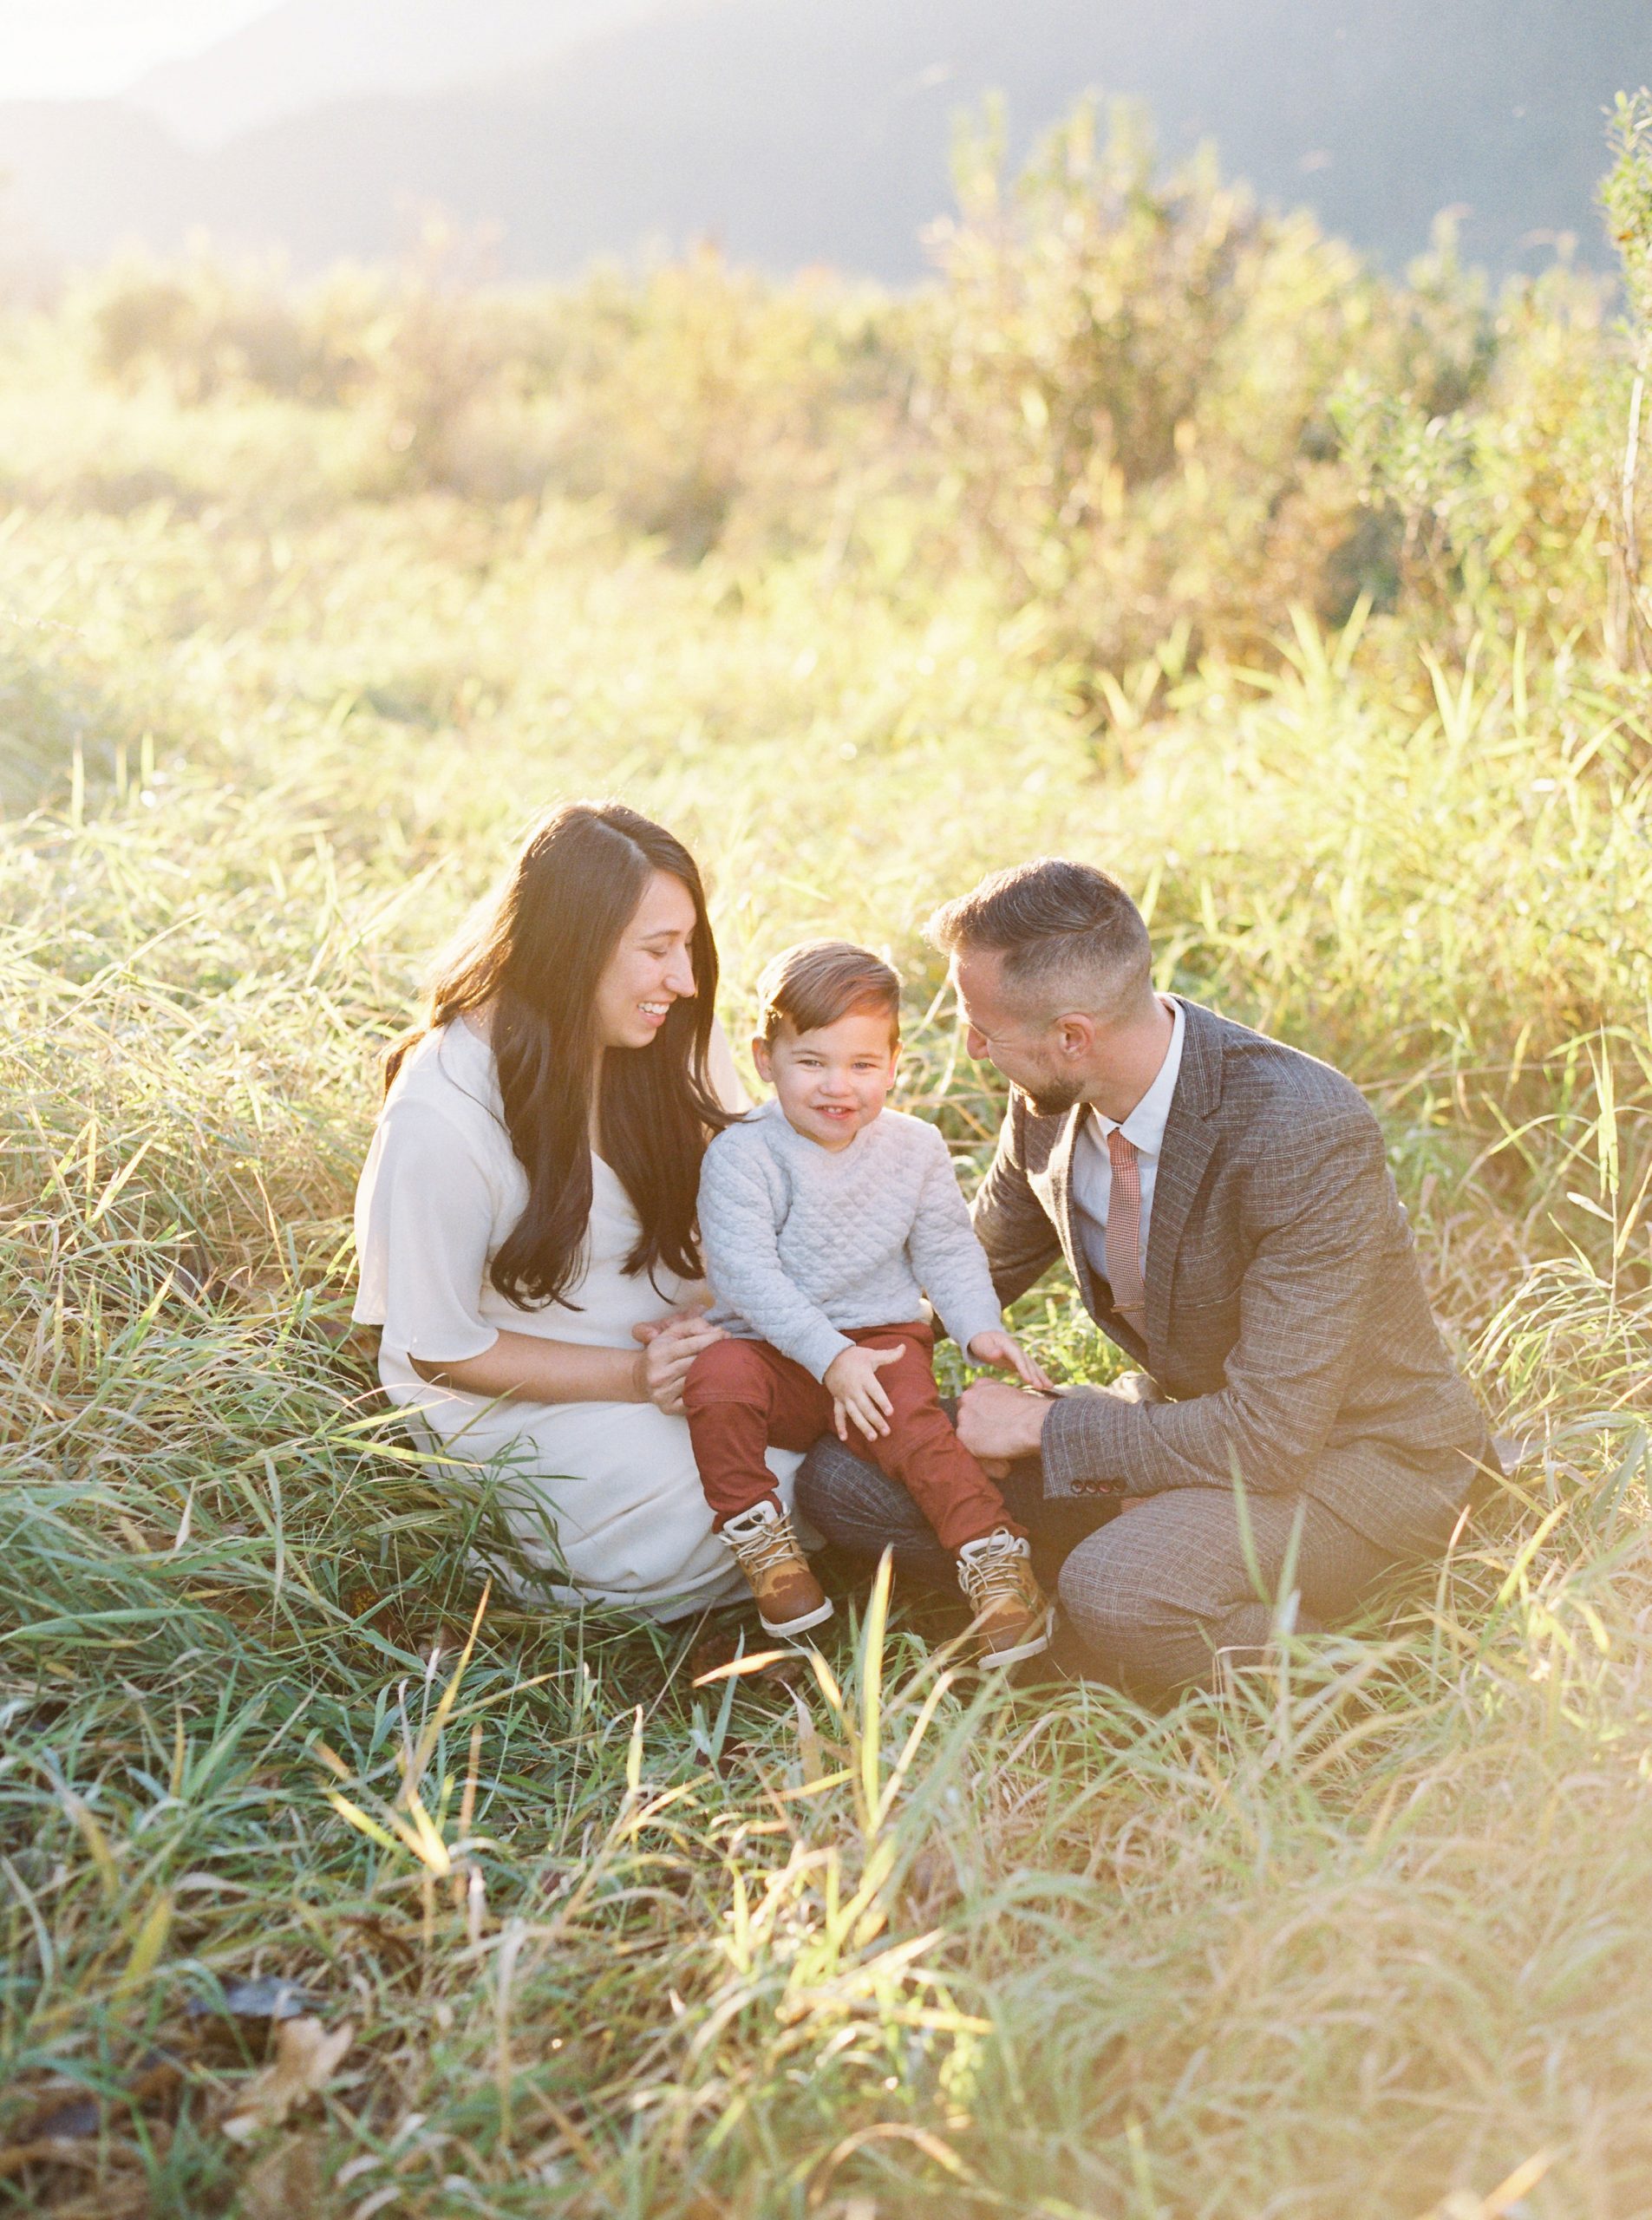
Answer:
[{"left": 3, "top": 111, "right": 1652, "bottom": 2217}]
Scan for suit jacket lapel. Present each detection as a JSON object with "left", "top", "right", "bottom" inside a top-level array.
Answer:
[
  {"left": 1144, "top": 1000, "right": 1225, "bottom": 1350},
  {"left": 1046, "top": 1100, "right": 1093, "bottom": 1305}
]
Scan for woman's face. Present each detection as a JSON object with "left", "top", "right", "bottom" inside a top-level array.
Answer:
[{"left": 592, "top": 870, "right": 700, "bottom": 1050}]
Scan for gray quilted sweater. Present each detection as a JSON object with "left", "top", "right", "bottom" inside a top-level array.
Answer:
[{"left": 697, "top": 1099, "right": 1004, "bottom": 1380}]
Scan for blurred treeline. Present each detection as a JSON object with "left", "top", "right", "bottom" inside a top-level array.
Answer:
[{"left": 36, "top": 96, "right": 1652, "bottom": 711}]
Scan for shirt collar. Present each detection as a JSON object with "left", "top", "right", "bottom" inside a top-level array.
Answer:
[{"left": 1090, "top": 996, "right": 1186, "bottom": 1159}]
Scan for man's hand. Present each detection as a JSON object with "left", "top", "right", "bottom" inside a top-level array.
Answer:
[
  {"left": 824, "top": 1344, "right": 904, "bottom": 1444},
  {"left": 1102, "top": 1369, "right": 1166, "bottom": 1407},
  {"left": 967, "top": 1328, "right": 1054, "bottom": 1393},
  {"left": 955, "top": 1378, "right": 1050, "bottom": 1476}
]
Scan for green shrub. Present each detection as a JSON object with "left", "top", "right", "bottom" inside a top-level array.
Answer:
[{"left": 918, "top": 101, "right": 1427, "bottom": 685}]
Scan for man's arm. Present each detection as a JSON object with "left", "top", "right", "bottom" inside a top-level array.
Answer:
[
  {"left": 1041, "top": 1103, "right": 1395, "bottom": 1498},
  {"left": 969, "top": 1092, "right": 1063, "bottom": 1308}
]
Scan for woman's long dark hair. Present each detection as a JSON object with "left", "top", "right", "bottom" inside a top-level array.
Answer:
[{"left": 385, "top": 802, "right": 731, "bottom": 1308}]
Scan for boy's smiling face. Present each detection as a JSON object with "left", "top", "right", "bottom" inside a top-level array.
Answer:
[{"left": 754, "top": 1007, "right": 898, "bottom": 1152}]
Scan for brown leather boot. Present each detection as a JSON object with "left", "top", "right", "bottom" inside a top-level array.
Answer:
[
  {"left": 956, "top": 1529, "right": 1052, "bottom": 1667},
  {"left": 722, "top": 1500, "right": 834, "bottom": 1638}
]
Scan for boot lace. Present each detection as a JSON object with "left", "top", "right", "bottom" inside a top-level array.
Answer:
[
  {"left": 727, "top": 1510, "right": 804, "bottom": 1580},
  {"left": 957, "top": 1531, "right": 1029, "bottom": 1612}
]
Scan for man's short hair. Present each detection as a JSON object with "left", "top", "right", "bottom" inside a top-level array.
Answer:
[
  {"left": 926, "top": 859, "right": 1153, "bottom": 1015},
  {"left": 756, "top": 939, "right": 901, "bottom": 1045}
]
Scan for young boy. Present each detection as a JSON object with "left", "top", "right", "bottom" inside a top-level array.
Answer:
[{"left": 683, "top": 939, "right": 1055, "bottom": 1665}]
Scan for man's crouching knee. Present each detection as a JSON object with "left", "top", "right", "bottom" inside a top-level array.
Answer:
[{"left": 1056, "top": 1512, "right": 1217, "bottom": 1701}]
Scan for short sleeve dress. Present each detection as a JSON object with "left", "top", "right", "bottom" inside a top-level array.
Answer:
[{"left": 351, "top": 1019, "right": 801, "bottom": 1621}]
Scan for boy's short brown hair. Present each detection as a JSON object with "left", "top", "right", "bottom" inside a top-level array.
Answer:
[{"left": 755, "top": 939, "right": 901, "bottom": 1046}]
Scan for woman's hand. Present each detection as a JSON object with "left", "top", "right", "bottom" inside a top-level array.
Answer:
[
  {"left": 632, "top": 1311, "right": 724, "bottom": 1415},
  {"left": 823, "top": 1344, "right": 904, "bottom": 1443},
  {"left": 967, "top": 1329, "right": 1054, "bottom": 1393}
]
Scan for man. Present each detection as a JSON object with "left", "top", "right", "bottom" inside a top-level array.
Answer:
[{"left": 796, "top": 858, "right": 1493, "bottom": 1698}]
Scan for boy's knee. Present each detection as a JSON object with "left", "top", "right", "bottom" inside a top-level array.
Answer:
[
  {"left": 860, "top": 1333, "right": 938, "bottom": 1409},
  {"left": 682, "top": 1335, "right": 769, "bottom": 1412}
]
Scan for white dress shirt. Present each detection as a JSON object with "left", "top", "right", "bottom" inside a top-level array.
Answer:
[{"left": 1070, "top": 996, "right": 1186, "bottom": 1303}]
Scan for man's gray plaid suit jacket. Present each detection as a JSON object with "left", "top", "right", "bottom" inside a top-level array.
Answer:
[{"left": 971, "top": 997, "right": 1490, "bottom": 1554}]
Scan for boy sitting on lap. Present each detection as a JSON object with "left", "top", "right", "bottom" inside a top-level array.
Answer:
[{"left": 684, "top": 939, "right": 1054, "bottom": 1664}]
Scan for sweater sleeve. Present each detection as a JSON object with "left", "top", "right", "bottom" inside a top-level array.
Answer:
[
  {"left": 904, "top": 1125, "right": 1006, "bottom": 1355},
  {"left": 697, "top": 1128, "right": 853, "bottom": 1381},
  {"left": 352, "top": 1099, "right": 501, "bottom": 1363}
]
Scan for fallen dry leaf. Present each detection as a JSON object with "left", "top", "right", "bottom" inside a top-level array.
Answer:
[
  {"left": 0, "top": 2047, "right": 188, "bottom": 2177},
  {"left": 25, "top": 2169, "right": 155, "bottom": 2220},
  {"left": 186, "top": 1976, "right": 319, "bottom": 2025},
  {"left": 687, "top": 1626, "right": 809, "bottom": 1690},
  {"left": 221, "top": 2015, "right": 354, "bottom": 2144},
  {"left": 239, "top": 2131, "right": 327, "bottom": 2218},
  {"left": 11, "top": 2088, "right": 100, "bottom": 2143},
  {"left": 0, "top": 2137, "right": 101, "bottom": 2181}
]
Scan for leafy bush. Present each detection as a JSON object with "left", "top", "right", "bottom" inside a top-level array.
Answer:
[
  {"left": 917, "top": 103, "right": 1467, "bottom": 685},
  {"left": 78, "top": 251, "right": 354, "bottom": 405},
  {"left": 522, "top": 248, "right": 904, "bottom": 561},
  {"left": 1332, "top": 261, "right": 1620, "bottom": 656},
  {"left": 56, "top": 98, "right": 1639, "bottom": 691}
]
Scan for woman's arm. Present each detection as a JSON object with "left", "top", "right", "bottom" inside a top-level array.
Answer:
[{"left": 411, "top": 1310, "right": 722, "bottom": 1415}]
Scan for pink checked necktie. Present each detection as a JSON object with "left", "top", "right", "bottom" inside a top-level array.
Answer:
[{"left": 1105, "top": 1128, "right": 1148, "bottom": 1333}]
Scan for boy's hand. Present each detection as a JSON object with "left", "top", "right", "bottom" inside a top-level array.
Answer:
[
  {"left": 967, "top": 1329, "right": 1054, "bottom": 1394},
  {"left": 823, "top": 1344, "right": 904, "bottom": 1443}
]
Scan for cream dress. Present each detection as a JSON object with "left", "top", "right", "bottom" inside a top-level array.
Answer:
[{"left": 351, "top": 1018, "right": 801, "bottom": 1621}]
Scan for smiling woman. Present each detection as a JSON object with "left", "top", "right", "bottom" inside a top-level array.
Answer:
[{"left": 350, "top": 801, "right": 806, "bottom": 1620}]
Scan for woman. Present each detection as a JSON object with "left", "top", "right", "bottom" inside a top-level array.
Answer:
[{"left": 351, "top": 801, "right": 804, "bottom": 1621}]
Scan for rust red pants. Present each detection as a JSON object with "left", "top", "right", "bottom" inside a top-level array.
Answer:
[{"left": 683, "top": 1320, "right": 1022, "bottom": 1555}]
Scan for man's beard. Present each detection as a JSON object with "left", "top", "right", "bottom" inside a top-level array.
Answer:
[{"left": 1017, "top": 1077, "right": 1086, "bottom": 1120}]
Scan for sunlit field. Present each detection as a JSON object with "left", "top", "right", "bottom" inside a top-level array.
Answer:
[{"left": 3, "top": 102, "right": 1652, "bottom": 2218}]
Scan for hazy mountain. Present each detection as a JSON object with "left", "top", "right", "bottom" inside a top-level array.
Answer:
[
  {"left": 127, "top": 0, "right": 670, "bottom": 147},
  {"left": 0, "top": 0, "right": 1642, "bottom": 284}
]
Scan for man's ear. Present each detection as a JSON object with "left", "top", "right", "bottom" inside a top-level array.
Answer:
[
  {"left": 751, "top": 1035, "right": 774, "bottom": 1083},
  {"left": 1054, "top": 1013, "right": 1097, "bottom": 1061}
]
